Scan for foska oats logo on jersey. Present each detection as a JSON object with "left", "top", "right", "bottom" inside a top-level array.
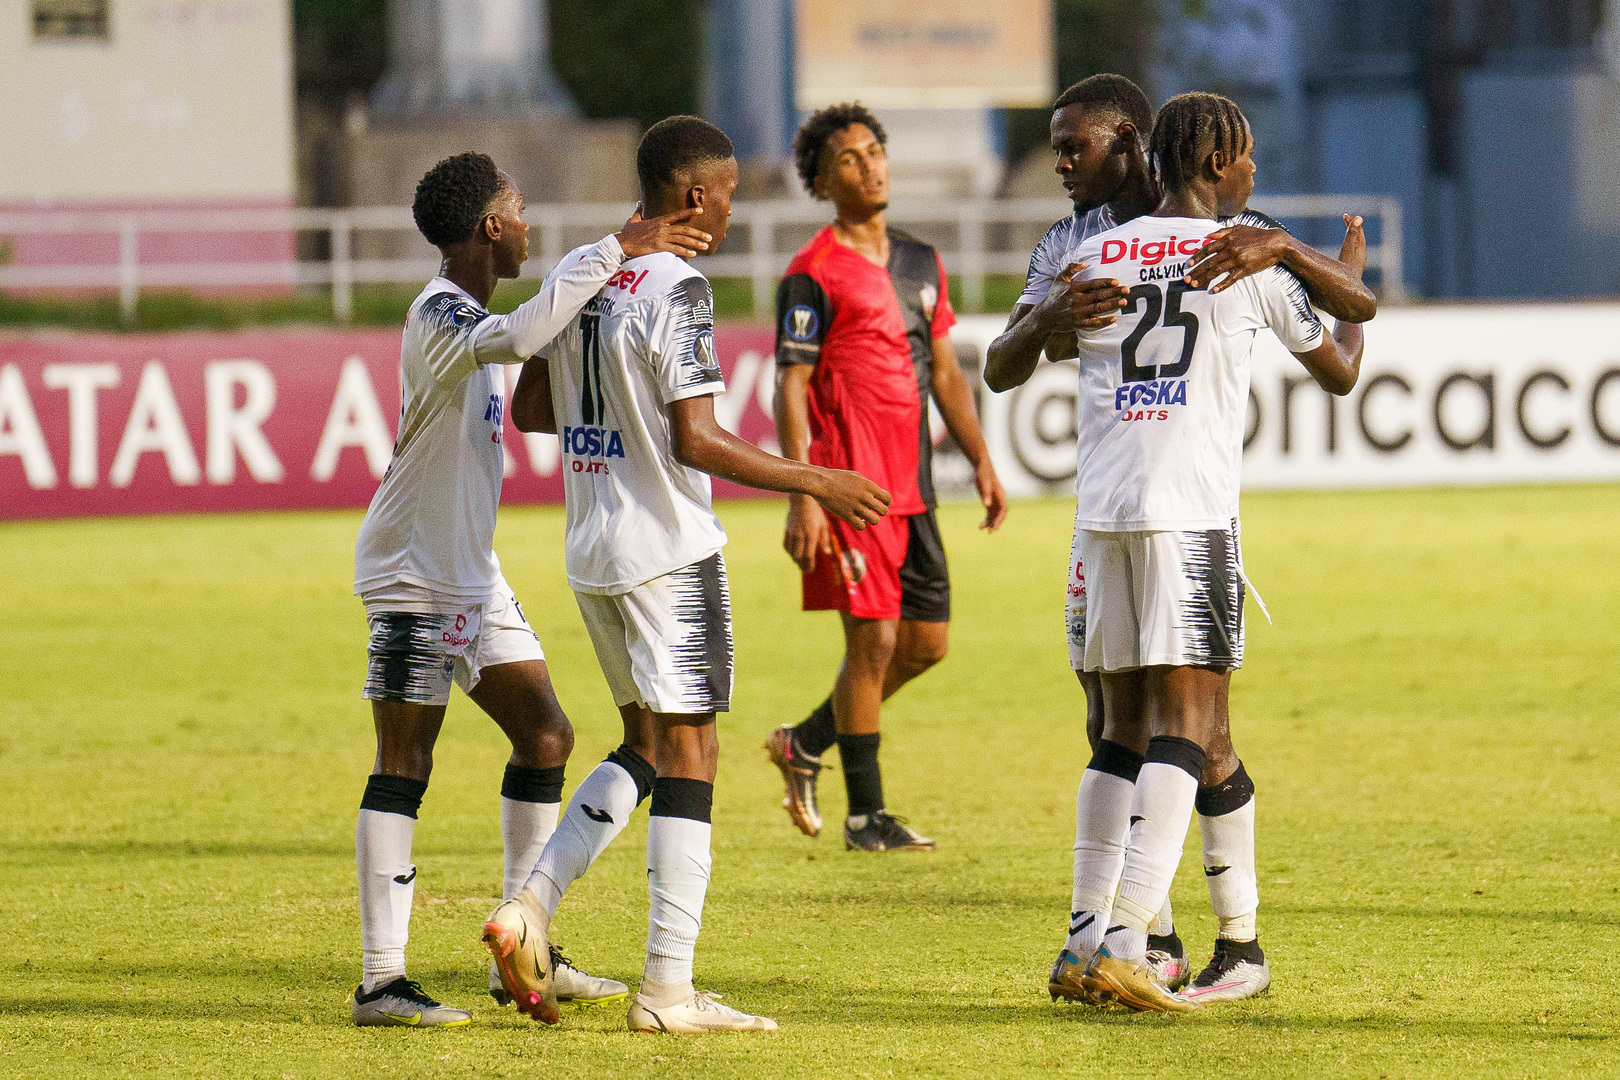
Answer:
[{"left": 561, "top": 425, "right": 625, "bottom": 474}]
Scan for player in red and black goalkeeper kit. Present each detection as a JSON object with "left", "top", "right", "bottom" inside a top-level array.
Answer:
[{"left": 765, "top": 104, "right": 1007, "bottom": 853}]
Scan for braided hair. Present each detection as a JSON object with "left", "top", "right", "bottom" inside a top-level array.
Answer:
[{"left": 1148, "top": 92, "right": 1250, "bottom": 194}]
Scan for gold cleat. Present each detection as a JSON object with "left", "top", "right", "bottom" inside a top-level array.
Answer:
[
  {"left": 1082, "top": 947, "right": 1202, "bottom": 1014},
  {"left": 764, "top": 725, "right": 822, "bottom": 837},
  {"left": 1048, "top": 949, "right": 1091, "bottom": 1003},
  {"left": 482, "top": 891, "right": 559, "bottom": 1025}
]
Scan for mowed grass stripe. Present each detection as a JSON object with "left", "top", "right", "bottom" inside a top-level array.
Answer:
[{"left": 1, "top": 487, "right": 1616, "bottom": 1078}]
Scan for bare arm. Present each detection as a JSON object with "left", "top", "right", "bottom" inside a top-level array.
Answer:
[
  {"left": 928, "top": 334, "right": 1007, "bottom": 531},
  {"left": 984, "top": 266, "right": 1126, "bottom": 393},
  {"left": 671, "top": 394, "right": 890, "bottom": 529},
  {"left": 1295, "top": 319, "right": 1365, "bottom": 396},
  {"left": 510, "top": 357, "right": 555, "bottom": 434},
  {"left": 774, "top": 364, "right": 834, "bottom": 571},
  {"left": 1185, "top": 217, "right": 1377, "bottom": 323}
]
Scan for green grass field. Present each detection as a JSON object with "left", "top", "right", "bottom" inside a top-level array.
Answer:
[{"left": 2, "top": 488, "right": 1618, "bottom": 1078}]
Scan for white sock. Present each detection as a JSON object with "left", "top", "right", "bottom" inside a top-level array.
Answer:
[
  {"left": 501, "top": 797, "right": 561, "bottom": 900},
  {"left": 1150, "top": 894, "right": 1175, "bottom": 938},
  {"left": 645, "top": 815, "right": 712, "bottom": 987},
  {"left": 1104, "top": 751, "right": 1202, "bottom": 962},
  {"left": 523, "top": 759, "right": 639, "bottom": 917},
  {"left": 357, "top": 808, "right": 416, "bottom": 992},
  {"left": 1201, "top": 797, "right": 1259, "bottom": 941},
  {"left": 1066, "top": 766, "right": 1135, "bottom": 958}
]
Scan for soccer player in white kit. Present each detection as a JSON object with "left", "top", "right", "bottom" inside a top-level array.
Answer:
[
  {"left": 986, "top": 76, "right": 1377, "bottom": 1003},
  {"left": 1053, "top": 93, "right": 1369, "bottom": 1012},
  {"left": 348, "top": 152, "right": 712, "bottom": 1027},
  {"left": 484, "top": 116, "right": 891, "bottom": 1033}
]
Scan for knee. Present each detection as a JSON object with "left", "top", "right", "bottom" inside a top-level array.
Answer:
[
  {"left": 900, "top": 629, "right": 948, "bottom": 673},
  {"left": 848, "top": 622, "right": 900, "bottom": 675},
  {"left": 510, "top": 690, "right": 575, "bottom": 756}
]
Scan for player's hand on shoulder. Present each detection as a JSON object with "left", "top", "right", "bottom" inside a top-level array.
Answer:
[
  {"left": 812, "top": 470, "right": 891, "bottom": 531},
  {"left": 615, "top": 205, "right": 713, "bottom": 260},
  {"left": 1039, "top": 262, "right": 1126, "bottom": 332},
  {"left": 1185, "top": 224, "right": 1290, "bottom": 293},
  {"left": 784, "top": 495, "right": 832, "bottom": 572},
  {"left": 1339, "top": 214, "right": 1368, "bottom": 277}
]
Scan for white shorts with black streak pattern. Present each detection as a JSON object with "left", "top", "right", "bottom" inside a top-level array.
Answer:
[
  {"left": 1067, "top": 517, "right": 1246, "bottom": 673},
  {"left": 574, "top": 552, "right": 733, "bottom": 715},
  {"left": 362, "top": 575, "right": 545, "bottom": 706}
]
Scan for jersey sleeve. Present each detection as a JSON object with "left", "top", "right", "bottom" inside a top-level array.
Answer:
[
  {"left": 1224, "top": 208, "right": 1290, "bottom": 233},
  {"left": 931, "top": 251, "right": 957, "bottom": 338},
  {"left": 646, "top": 276, "right": 725, "bottom": 403},
  {"left": 1253, "top": 265, "right": 1327, "bottom": 354},
  {"left": 469, "top": 235, "right": 625, "bottom": 366},
  {"left": 774, "top": 272, "right": 830, "bottom": 366},
  {"left": 1015, "top": 218, "right": 1070, "bottom": 308},
  {"left": 413, "top": 292, "right": 491, "bottom": 385}
]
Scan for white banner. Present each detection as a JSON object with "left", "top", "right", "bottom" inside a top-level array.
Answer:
[{"left": 952, "top": 305, "right": 1620, "bottom": 495}]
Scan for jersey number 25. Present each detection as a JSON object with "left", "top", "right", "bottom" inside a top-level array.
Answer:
[{"left": 1120, "top": 281, "right": 1199, "bottom": 383}]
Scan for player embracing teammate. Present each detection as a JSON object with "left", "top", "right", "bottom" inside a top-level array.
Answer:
[{"left": 990, "top": 85, "right": 1373, "bottom": 1011}]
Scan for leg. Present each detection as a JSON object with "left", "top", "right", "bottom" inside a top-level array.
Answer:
[
  {"left": 468, "top": 660, "right": 573, "bottom": 901},
  {"left": 361, "top": 648, "right": 446, "bottom": 985},
  {"left": 833, "top": 614, "right": 896, "bottom": 828},
  {"left": 1185, "top": 679, "right": 1270, "bottom": 1002},
  {"left": 1061, "top": 670, "right": 1149, "bottom": 965},
  {"left": 1102, "top": 665, "right": 1226, "bottom": 958},
  {"left": 881, "top": 618, "right": 949, "bottom": 699}
]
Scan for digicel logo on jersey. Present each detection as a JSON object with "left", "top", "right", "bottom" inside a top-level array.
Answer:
[
  {"left": 562, "top": 424, "right": 626, "bottom": 474},
  {"left": 1100, "top": 236, "right": 1211, "bottom": 265}
]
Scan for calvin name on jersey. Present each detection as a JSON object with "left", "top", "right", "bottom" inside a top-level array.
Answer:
[
  {"left": 539, "top": 248, "right": 728, "bottom": 596},
  {"left": 1068, "top": 215, "right": 1324, "bottom": 532}
]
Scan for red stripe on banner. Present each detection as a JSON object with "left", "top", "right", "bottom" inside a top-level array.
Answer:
[{"left": 0, "top": 325, "right": 780, "bottom": 520}]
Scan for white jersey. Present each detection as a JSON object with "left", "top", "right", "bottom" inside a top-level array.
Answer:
[
  {"left": 1016, "top": 205, "right": 1119, "bottom": 308},
  {"left": 353, "top": 236, "right": 627, "bottom": 607},
  {"left": 539, "top": 248, "right": 728, "bottom": 595},
  {"left": 1070, "top": 215, "right": 1325, "bottom": 531}
]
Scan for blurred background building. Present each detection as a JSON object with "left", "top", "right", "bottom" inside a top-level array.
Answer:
[{"left": 3, "top": 0, "right": 1618, "bottom": 303}]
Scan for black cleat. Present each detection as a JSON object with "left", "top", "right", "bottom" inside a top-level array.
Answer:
[{"left": 844, "top": 810, "right": 936, "bottom": 852}]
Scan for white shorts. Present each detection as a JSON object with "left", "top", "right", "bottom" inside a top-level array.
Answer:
[
  {"left": 1067, "top": 518, "right": 1246, "bottom": 673},
  {"left": 574, "top": 553, "right": 733, "bottom": 715},
  {"left": 362, "top": 575, "right": 545, "bottom": 706}
]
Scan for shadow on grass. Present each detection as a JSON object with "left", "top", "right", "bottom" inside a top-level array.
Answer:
[
  {"left": 1267, "top": 900, "right": 1620, "bottom": 928},
  {"left": 0, "top": 841, "right": 348, "bottom": 860}
]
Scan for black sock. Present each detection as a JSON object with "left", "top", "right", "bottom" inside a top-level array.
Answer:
[
  {"left": 606, "top": 744, "right": 657, "bottom": 805},
  {"left": 1147, "top": 929, "right": 1184, "bottom": 954},
  {"left": 650, "top": 776, "right": 714, "bottom": 823},
  {"left": 360, "top": 774, "right": 427, "bottom": 818},
  {"left": 1215, "top": 936, "right": 1265, "bottom": 964},
  {"left": 792, "top": 696, "right": 837, "bottom": 759},
  {"left": 500, "top": 763, "right": 565, "bottom": 804},
  {"left": 837, "top": 732, "right": 883, "bottom": 817}
]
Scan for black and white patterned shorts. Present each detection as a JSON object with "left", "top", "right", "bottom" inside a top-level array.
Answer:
[{"left": 572, "top": 552, "right": 733, "bottom": 715}]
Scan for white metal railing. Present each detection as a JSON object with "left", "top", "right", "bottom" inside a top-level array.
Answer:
[{"left": 0, "top": 196, "right": 1404, "bottom": 324}]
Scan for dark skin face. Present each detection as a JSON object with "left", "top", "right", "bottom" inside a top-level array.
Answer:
[
  {"left": 816, "top": 123, "right": 889, "bottom": 215},
  {"left": 436, "top": 169, "right": 529, "bottom": 306},
  {"left": 1156, "top": 121, "right": 1257, "bottom": 220},
  {"left": 1050, "top": 103, "right": 1151, "bottom": 217},
  {"left": 643, "top": 156, "right": 739, "bottom": 255}
]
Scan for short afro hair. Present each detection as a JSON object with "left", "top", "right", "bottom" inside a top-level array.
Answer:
[
  {"left": 1052, "top": 74, "right": 1155, "bottom": 145},
  {"left": 412, "top": 152, "right": 507, "bottom": 249},
  {"left": 636, "top": 116, "right": 735, "bottom": 197},
  {"left": 794, "top": 103, "right": 886, "bottom": 196},
  {"left": 1149, "top": 92, "right": 1250, "bottom": 194}
]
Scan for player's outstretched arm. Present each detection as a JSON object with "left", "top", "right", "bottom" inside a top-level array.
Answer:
[
  {"left": 510, "top": 358, "right": 556, "bottom": 434},
  {"left": 929, "top": 334, "right": 1007, "bottom": 531},
  {"left": 1185, "top": 217, "right": 1377, "bottom": 323},
  {"left": 475, "top": 210, "right": 714, "bottom": 367},
  {"left": 670, "top": 395, "right": 891, "bottom": 530},
  {"left": 984, "top": 266, "right": 1126, "bottom": 393}
]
